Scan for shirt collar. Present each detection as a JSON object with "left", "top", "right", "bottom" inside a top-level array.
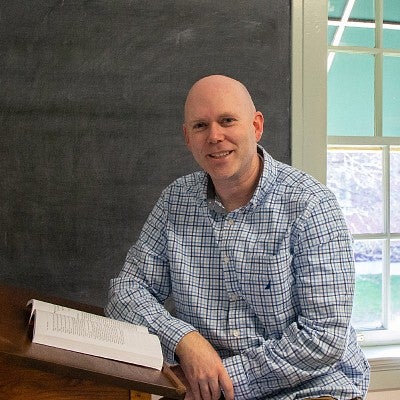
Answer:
[
  {"left": 207, "top": 177, "right": 227, "bottom": 214},
  {"left": 206, "top": 145, "right": 277, "bottom": 214}
]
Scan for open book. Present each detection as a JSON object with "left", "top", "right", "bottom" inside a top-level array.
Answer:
[{"left": 27, "top": 299, "right": 163, "bottom": 371}]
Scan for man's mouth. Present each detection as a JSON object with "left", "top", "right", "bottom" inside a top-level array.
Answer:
[{"left": 208, "top": 150, "right": 233, "bottom": 159}]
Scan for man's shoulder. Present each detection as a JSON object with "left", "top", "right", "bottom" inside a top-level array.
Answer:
[
  {"left": 168, "top": 170, "right": 205, "bottom": 187},
  {"left": 163, "top": 170, "right": 207, "bottom": 198},
  {"left": 273, "top": 160, "right": 335, "bottom": 202},
  {"left": 260, "top": 147, "right": 331, "bottom": 201}
]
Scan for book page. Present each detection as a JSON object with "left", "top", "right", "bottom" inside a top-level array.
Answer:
[
  {"left": 32, "top": 309, "right": 163, "bottom": 370},
  {"left": 27, "top": 299, "right": 148, "bottom": 334},
  {"left": 35, "top": 309, "right": 126, "bottom": 345}
]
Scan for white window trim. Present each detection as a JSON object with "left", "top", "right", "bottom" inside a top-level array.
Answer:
[
  {"left": 291, "top": 0, "right": 400, "bottom": 390},
  {"left": 291, "top": 0, "right": 327, "bottom": 184}
]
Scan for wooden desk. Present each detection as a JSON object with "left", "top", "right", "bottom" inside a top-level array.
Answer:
[{"left": 0, "top": 285, "right": 185, "bottom": 400}]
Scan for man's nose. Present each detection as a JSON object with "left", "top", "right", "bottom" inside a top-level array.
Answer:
[{"left": 207, "top": 123, "right": 224, "bottom": 143}]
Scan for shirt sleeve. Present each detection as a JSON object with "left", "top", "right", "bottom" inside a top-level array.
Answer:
[
  {"left": 222, "top": 194, "right": 356, "bottom": 399},
  {"left": 104, "top": 193, "right": 197, "bottom": 364}
]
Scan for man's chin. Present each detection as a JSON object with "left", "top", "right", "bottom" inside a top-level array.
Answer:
[{"left": 208, "top": 170, "right": 237, "bottom": 183}]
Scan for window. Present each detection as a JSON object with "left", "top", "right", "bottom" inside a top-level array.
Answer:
[
  {"left": 292, "top": 0, "right": 400, "bottom": 345},
  {"left": 327, "top": 0, "right": 400, "bottom": 341}
]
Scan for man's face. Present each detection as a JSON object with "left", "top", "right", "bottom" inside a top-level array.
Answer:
[{"left": 183, "top": 79, "right": 263, "bottom": 186}]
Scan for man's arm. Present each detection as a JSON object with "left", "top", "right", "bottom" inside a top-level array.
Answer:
[{"left": 105, "top": 195, "right": 197, "bottom": 364}]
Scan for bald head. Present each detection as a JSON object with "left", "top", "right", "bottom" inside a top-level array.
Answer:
[{"left": 184, "top": 75, "right": 256, "bottom": 123}]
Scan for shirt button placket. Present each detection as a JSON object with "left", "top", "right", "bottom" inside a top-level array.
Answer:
[{"left": 223, "top": 215, "right": 241, "bottom": 340}]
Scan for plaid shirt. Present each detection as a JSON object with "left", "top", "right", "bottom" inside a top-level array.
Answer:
[{"left": 106, "top": 146, "right": 370, "bottom": 399}]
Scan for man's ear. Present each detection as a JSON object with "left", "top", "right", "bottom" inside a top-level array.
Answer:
[
  {"left": 183, "top": 124, "right": 190, "bottom": 147},
  {"left": 253, "top": 111, "right": 264, "bottom": 142}
]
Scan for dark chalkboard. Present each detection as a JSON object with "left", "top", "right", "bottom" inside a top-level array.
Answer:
[{"left": 0, "top": 1, "right": 291, "bottom": 306}]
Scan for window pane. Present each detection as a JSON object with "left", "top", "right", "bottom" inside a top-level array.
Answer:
[
  {"left": 328, "top": 0, "right": 348, "bottom": 19},
  {"left": 352, "top": 240, "right": 383, "bottom": 330},
  {"left": 328, "top": 53, "right": 374, "bottom": 136},
  {"left": 384, "top": 0, "right": 400, "bottom": 17},
  {"left": 327, "top": 148, "right": 383, "bottom": 234},
  {"left": 383, "top": 56, "right": 400, "bottom": 137},
  {"left": 341, "top": 27, "right": 375, "bottom": 47},
  {"left": 328, "top": 0, "right": 375, "bottom": 48},
  {"left": 383, "top": 0, "right": 400, "bottom": 48},
  {"left": 391, "top": 240, "right": 400, "bottom": 329},
  {"left": 391, "top": 148, "right": 400, "bottom": 232},
  {"left": 383, "top": 28, "right": 400, "bottom": 48},
  {"left": 328, "top": 25, "right": 337, "bottom": 44},
  {"left": 351, "top": 0, "right": 374, "bottom": 21}
]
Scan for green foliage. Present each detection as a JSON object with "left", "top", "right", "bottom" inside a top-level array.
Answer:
[{"left": 352, "top": 274, "right": 400, "bottom": 329}]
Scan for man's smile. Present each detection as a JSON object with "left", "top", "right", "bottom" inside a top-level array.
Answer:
[{"left": 208, "top": 150, "right": 233, "bottom": 159}]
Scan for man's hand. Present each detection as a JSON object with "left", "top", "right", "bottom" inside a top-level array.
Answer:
[{"left": 175, "top": 331, "right": 234, "bottom": 400}]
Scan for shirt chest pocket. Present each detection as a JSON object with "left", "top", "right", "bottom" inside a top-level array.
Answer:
[{"left": 239, "top": 249, "right": 295, "bottom": 321}]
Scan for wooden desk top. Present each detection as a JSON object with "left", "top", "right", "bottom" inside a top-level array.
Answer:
[{"left": 0, "top": 285, "right": 185, "bottom": 399}]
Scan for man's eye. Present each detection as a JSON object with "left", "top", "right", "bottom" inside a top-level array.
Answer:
[
  {"left": 221, "top": 117, "right": 236, "bottom": 125},
  {"left": 193, "top": 122, "right": 207, "bottom": 130}
]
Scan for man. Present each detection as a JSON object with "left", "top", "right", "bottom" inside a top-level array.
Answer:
[{"left": 105, "top": 75, "right": 370, "bottom": 400}]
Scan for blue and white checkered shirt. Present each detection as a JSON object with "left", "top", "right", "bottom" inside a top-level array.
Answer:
[{"left": 106, "top": 146, "right": 370, "bottom": 399}]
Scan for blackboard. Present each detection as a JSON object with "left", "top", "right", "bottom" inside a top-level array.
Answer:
[{"left": 0, "top": 1, "right": 291, "bottom": 306}]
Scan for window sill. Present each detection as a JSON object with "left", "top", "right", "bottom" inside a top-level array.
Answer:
[{"left": 362, "top": 344, "right": 400, "bottom": 391}]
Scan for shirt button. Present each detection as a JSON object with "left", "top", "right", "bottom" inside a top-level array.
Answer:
[
  {"left": 228, "top": 219, "right": 235, "bottom": 226},
  {"left": 223, "top": 256, "right": 229, "bottom": 265},
  {"left": 232, "top": 329, "right": 240, "bottom": 337},
  {"left": 230, "top": 294, "right": 239, "bottom": 301}
]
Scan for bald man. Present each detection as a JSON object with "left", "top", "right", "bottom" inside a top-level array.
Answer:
[{"left": 106, "top": 75, "right": 370, "bottom": 400}]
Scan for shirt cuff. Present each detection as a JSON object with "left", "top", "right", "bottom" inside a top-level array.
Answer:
[{"left": 155, "top": 316, "right": 198, "bottom": 364}]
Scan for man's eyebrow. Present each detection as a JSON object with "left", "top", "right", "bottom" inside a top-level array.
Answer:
[
  {"left": 220, "top": 113, "right": 238, "bottom": 117},
  {"left": 186, "top": 112, "right": 239, "bottom": 124},
  {"left": 219, "top": 113, "right": 239, "bottom": 120},
  {"left": 187, "top": 118, "right": 207, "bottom": 125}
]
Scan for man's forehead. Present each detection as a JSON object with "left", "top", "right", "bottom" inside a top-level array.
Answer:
[
  {"left": 185, "top": 83, "right": 255, "bottom": 120},
  {"left": 185, "top": 93, "right": 243, "bottom": 117},
  {"left": 185, "top": 99, "right": 244, "bottom": 122}
]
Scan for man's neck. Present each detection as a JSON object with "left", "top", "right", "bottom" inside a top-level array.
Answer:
[{"left": 213, "top": 155, "right": 263, "bottom": 212}]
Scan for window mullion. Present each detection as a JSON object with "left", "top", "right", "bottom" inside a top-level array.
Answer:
[
  {"left": 374, "top": 0, "right": 383, "bottom": 138},
  {"left": 375, "top": 0, "right": 391, "bottom": 330},
  {"left": 382, "top": 146, "right": 391, "bottom": 329}
]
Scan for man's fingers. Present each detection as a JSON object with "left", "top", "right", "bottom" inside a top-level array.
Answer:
[
  {"left": 190, "top": 384, "right": 202, "bottom": 400},
  {"left": 219, "top": 370, "right": 234, "bottom": 400},
  {"left": 198, "top": 380, "right": 212, "bottom": 400},
  {"left": 196, "top": 377, "right": 220, "bottom": 400},
  {"left": 208, "top": 377, "right": 222, "bottom": 400},
  {"left": 186, "top": 376, "right": 221, "bottom": 400}
]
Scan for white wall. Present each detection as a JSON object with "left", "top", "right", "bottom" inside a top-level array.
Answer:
[{"left": 366, "top": 390, "right": 400, "bottom": 400}]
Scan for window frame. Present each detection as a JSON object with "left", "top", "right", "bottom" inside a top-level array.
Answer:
[
  {"left": 291, "top": 0, "right": 400, "bottom": 346},
  {"left": 292, "top": 0, "right": 327, "bottom": 185}
]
